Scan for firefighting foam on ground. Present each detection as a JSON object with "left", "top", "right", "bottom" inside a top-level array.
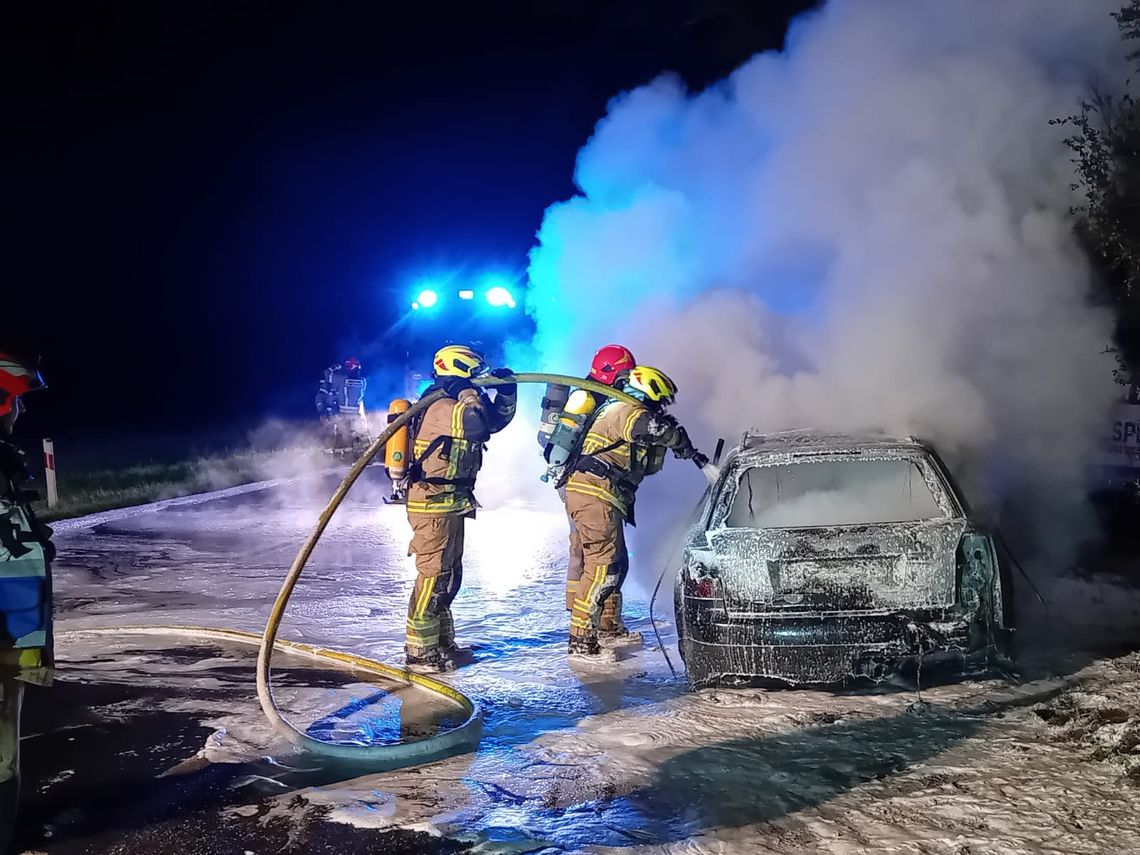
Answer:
[
  {"left": 24, "top": 472, "right": 1140, "bottom": 853},
  {"left": 5, "top": 0, "right": 1140, "bottom": 852}
]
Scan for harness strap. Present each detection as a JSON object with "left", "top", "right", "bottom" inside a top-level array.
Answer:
[
  {"left": 571, "top": 451, "right": 637, "bottom": 493},
  {"left": 405, "top": 406, "right": 480, "bottom": 492}
]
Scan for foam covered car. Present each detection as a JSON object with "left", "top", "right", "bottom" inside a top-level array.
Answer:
[{"left": 674, "top": 431, "right": 1012, "bottom": 688}]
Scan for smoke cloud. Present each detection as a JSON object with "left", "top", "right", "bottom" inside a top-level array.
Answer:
[{"left": 522, "top": 0, "right": 1130, "bottom": 581}]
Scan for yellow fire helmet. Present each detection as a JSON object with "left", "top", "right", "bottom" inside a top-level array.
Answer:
[
  {"left": 433, "top": 344, "right": 486, "bottom": 378},
  {"left": 627, "top": 365, "right": 678, "bottom": 405}
]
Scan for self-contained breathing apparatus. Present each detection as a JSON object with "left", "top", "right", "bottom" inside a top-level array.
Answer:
[
  {"left": 540, "top": 388, "right": 599, "bottom": 483},
  {"left": 539, "top": 390, "right": 671, "bottom": 525},
  {"left": 536, "top": 383, "right": 571, "bottom": 451},
  {"left": 383, "top": 379, "right": 490, "bottom": 508},
  {"left": 543, "top": 383, "right": 710, "bottom": 523},
  {"left": 383, "top": 398, "right": 411, "bottom": 504}
]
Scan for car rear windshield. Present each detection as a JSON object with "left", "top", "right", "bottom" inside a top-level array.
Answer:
[{"left": 725, "top": 457, "right": 946, "bottom": 529}]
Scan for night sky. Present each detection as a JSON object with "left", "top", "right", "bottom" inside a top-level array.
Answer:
[{"left": 9, "top": 0, "right": 815, "bottom": 453}]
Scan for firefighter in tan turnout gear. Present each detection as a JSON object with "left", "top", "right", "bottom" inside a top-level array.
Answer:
[
  {"left": 538, "top": 344, "right": 637, "bottom": 640},
  {"left": 563, "top": 366, "right": 706, "bottom": 657},
  {"left": 403, "top": 345, "right": 516, "bottom": 671}
]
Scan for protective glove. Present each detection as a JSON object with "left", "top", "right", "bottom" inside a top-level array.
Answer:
[
  {"left": 486, "top": 367, "right": 517, "bottom": 402},
  {"left": 691, "top": 451, "right": 710, "bottom": 469}
]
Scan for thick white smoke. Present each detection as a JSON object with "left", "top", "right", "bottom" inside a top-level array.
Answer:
[{"left": 524, "top": 0, "right": 1129, "bottom": 582}]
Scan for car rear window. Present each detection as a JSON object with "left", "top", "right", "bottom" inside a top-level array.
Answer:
[{"left": 725, "top": 458, "right": 946, "bottom": 528}]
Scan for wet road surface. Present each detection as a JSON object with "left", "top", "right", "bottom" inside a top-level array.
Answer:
[{"left": 17, "top": 467, "right": 1140, "bottom": 854}]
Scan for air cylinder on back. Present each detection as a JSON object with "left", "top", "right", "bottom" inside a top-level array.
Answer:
[
  {"left": 537, "top": 383, "right": 570, "bottom": 449},
  {"left": 544, "top": 389, "right": 596, "bottom": 468},
  {"left": 384, "top": 398, "right": 411, "bottom": 479}
]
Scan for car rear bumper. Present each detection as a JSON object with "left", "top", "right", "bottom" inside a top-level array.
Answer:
[{"left": 677, "top": 599, "right": 978, "bottom": 687}]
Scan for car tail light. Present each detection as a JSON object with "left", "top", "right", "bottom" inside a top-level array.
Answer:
[
  {"left": 687, "top": 577, "right": 718, "bottom": 598},
  {"left": 684, "top": 565, "right": 721, "bottom": 599}
]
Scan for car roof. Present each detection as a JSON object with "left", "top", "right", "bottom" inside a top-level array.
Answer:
[
  {"left": 732, "top": 429, "right": 934, "bottom": 460},
  {"left": 716, "top": 429, "right": 969, "bottom": 518}
]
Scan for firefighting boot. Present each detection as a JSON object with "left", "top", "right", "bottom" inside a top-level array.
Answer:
[
  {"left": 438, "top": 646, "right": 476, "bottom": 670},
  {"left": 405, "top": 646, "right": 445, "bottom": 672},
  {"left": 568, "top": 635, "right": 618, "bottom": 664},
  {"left": 567, "top": 634, "right": 602, "bottom": 656},
  {"left": 434, "top": 611, "right": 476, "bottom": 670},
  {"left": 597, "top": 592, "right": 643, "bottom": 646},
  {"left": 598, "top": 626, "right": 644, "bottom": 647}
]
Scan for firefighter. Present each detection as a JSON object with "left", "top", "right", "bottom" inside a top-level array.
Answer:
[
  {"left": 0, "top": 354, "right": 53, "bottom": 852},
  {"left": 538, "top": 345, "right": 637, "bottom": 640},
  {"left": 563, "top": 365, "right": 706, "bottom": 657},
  {"left": 315, "top": 358, "right": 369, "bottom": 455},
  {"left": 403, "top": 345, "right": 516, "bottom": 671}
]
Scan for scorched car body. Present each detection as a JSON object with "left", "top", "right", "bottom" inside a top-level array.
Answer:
[{"left": 674, "top": 431, "right": 1012, "bottom": 688}]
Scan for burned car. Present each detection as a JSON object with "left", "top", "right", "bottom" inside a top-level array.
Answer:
[{"left": 675, "top": 431, "right": 1012, "bottom": 688}]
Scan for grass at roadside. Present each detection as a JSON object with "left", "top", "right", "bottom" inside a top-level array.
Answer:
[{"left": 33, "top": 443, "right": 333, "bottom": 522}]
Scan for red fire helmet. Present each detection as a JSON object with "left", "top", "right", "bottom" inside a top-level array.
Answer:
[
  {"left": 0, "top": 353, "right": 45, "bottom": 417},
  {"left": 588, "top": 344, "right": 636, "bottom": 386}
]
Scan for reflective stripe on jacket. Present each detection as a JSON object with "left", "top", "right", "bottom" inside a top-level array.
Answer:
[
  {"left": 565, "top": 400, "right": 666, "bottom": 517},
  {"left": 407, "top": 384, "right": 516, "bottom": 515}
]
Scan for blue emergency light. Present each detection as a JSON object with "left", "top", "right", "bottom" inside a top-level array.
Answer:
[
  {"left": 408, "top": 275, "right": 519, "bottom": 312},
  {"left": 485, "top": 286, "right": 516, "bottom": 309}
]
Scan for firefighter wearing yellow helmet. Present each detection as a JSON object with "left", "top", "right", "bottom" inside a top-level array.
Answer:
[
  {"left": 402, "top": 344, "right": 516, "bottom": 671},
  {"left": 562, "top": 365, "right": 706, "bottom": 658}
]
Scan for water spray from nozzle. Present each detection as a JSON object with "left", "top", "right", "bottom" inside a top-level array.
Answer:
[{"left": 691, "top": 450, "right": 719, "bottom": 485}]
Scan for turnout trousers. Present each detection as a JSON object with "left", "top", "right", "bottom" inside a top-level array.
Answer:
[
  {"left": 565, "top": 491, "right": 628, "bottom": 643},
  {"left": 405, "top": 512, "right": 466, "bottom": 658},
  {"left": 0, "top": 678, "right": 22, "bottom": 853},
  {"left": 561, "top": 489, "right": 623, "bottom": 632}
]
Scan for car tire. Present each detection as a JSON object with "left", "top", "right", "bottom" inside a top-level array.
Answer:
[{"left": 673, "top": 584, "right": 687, "bottom": 664}]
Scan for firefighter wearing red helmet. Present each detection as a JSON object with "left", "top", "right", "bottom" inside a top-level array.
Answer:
[
  {"left": 538, "top": 345, "right": 638, "bottom": 642},
  {"left": 0, "top": 353, "right": 53, "bottom": 850},
  {"left": 564, "top": 365, "right": 705, "bottom": 658},
  {"left": 315, "top": 357, "right": 370, "bottom": 457}
]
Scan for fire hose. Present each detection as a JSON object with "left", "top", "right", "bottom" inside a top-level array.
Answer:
[
  {"left": 251, "top": 372, "right": 646, "bottom": 762},
  {"left": 63, "top": 374, "right": 706, "bottom": 765}
]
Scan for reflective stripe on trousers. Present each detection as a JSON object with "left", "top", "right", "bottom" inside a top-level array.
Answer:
[
  {"left": 405, "top": 513, "right": 466, "bottom": 656},
  {"left": 565, "top": 491, "right": 628, "bottom": 640},
  {"left": 562, "top": 494, "right": 622, "bottom": 630}
]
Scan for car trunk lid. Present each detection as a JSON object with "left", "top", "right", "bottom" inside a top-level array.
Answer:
[{"left": 706, "top": 519, "right": 966, "bottom": 615}]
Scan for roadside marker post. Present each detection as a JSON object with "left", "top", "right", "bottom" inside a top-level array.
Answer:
[{"left": 42, "top": 438, "right": 58, "bottom": 509}]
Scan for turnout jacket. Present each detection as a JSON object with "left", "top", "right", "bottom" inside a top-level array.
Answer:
[
  {"left": 564, "top": 400, "right": 690, "bottom": 521},
  {"left": 0, "top": 440, "right": 54, "bottom": 684},
  {"left": 407, "top": 379, "right": 517, "bottom": 516}
]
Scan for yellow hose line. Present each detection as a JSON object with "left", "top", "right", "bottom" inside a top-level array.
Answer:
[
  {"left": 59, "top": 625, "right": 476, "bottom": 711},
  {"left": 251, "top": 372, "right": 637, "bottom": 762}
]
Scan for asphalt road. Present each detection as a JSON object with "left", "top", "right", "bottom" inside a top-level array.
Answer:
[{"left": 12, "top": 466, "right": 1140, "bottom": 854}]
